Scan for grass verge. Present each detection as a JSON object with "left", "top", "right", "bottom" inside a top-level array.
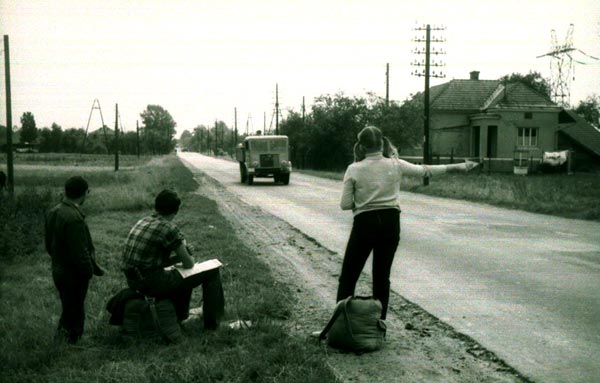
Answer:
[
  {"left": 0, "top": 154, "right": 337, "bottom": 383},
  {"left": 296, "top": 168, "right": 600, "bottom": 221}
]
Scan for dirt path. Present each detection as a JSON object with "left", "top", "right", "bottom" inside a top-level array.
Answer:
[{"left": 191, "top": 171, "right": 533, "bottom": 383}]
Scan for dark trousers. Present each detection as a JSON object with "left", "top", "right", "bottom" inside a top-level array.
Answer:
[
  {"left": 127, "top": 268, "right": 225, "bottom": 328},
  {"left": 337, "top": 208, "right": 400, "bottom": 320},
  {"left": 53, "top": 269, "right": 90, "bottom": 343}
]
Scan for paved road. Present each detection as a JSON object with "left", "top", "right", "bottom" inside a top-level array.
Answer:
[{"left": 179, "top": 153, "right": 600, "bottom": 383}]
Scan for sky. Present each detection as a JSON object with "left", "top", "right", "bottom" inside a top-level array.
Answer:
[{"left": 1, "top": 0, "right": 599, "bottom": 138}]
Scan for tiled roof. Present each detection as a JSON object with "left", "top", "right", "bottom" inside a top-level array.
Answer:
[
  {"left": 429, "top": 79, "right": 500, "bottom": 110},
  {"left": 559, "top": 110, "right": 600, "bottom": 157},
  {"left": 486, "top": 82, "right": 556, "bottom": 108},
  {"left": 426, "top": 79, "right": 555, "bottom": 111}
]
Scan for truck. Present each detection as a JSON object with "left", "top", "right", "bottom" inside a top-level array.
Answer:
[{"left": 235, "top": 135, "right": 292, "bottom": 185}]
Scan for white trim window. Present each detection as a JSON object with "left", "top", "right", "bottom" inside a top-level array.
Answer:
[{"left": 517, "top": 127, "right": 538, "bottom": 147}]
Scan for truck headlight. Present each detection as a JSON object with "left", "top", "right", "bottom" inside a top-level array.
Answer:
[{"left": 252, "top": 161, "right": 259, "bottom": 168}]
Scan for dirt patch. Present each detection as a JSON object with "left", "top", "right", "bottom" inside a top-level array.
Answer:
[{"left": 191, "top": 171, "right": 533, "bottom": 383}]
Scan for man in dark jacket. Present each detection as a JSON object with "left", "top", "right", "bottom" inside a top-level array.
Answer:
[{"left": 45, "top": 176, "right": 103, "bottom": 344}]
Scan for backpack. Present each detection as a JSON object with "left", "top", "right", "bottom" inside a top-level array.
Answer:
[
  {"left": 319, "top": 296, "right": 386, "bottom": 353},
  {"left": 121, "top": 296, "right": 182, "bottom": 344}
]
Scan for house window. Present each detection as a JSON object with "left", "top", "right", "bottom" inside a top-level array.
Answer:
[
  {"left": 524, "top": 112, "right": 533, "bottom": 119},
  {"left": 517, "top": 127, "right": 538, "bottom": 147}
]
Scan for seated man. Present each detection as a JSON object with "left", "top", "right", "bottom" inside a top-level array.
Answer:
[{"left": 121, "top": 189, "right": 224, "bottom": 330}]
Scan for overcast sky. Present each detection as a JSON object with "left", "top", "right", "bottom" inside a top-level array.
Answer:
[{"left": 1, "top": 0, "right": 599, "bottom": 137}]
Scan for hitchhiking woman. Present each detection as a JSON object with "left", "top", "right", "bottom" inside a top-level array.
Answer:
[{"left": 337, "top": 126, "right": 478, "bottom": 320}]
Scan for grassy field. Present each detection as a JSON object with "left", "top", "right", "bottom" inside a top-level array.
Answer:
[
  {"left": 298, "top": 168, "right": 600, "bottom": 221},
  {"left": 0, "top": 154, "right": 337, "bottom": 383}
]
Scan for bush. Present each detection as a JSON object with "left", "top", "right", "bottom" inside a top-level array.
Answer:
[{"left": 0, "top": 189, "right": 54, "bottom": 260}]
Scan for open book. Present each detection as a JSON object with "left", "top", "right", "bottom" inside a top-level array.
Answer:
[{"left": 165, "top": 259, "right": 223, "bottom": 279}]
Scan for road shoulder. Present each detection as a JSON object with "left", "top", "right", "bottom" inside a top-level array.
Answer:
[{"left": 190, "top": 169, "right": 533, "bottom": 383}]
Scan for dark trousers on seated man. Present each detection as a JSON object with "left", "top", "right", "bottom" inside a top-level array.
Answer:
[{"left": 125, "top": 267, "right": 224, "bottom": 329}]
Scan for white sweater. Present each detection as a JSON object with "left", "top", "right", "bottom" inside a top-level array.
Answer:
[{"left": 340, "top": 152, "right": 447, "bottom": 216}]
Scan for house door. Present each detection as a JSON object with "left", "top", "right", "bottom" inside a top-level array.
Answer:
[
  {"left": 471, "top": 126, "right": 480, "bottom": 157},
  {"left": 486, "top": 126, "right": 498, "bottom": 158}
]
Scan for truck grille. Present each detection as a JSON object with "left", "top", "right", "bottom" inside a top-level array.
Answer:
[{"left": 259, "top": 154, "right": 278, "bottom": 168}]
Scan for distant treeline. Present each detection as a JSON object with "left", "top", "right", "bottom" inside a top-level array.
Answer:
[
  {"left": 281, "top": 93, "right": 423, "bottom": 170},
  {"left": 0, "top": 123, "right": 143, "bottom": 155},
  {"left": 179, "top": 93, "right": 424, "bottom": 171},
  {"left": 1, "top": 105, "right": 178, "bottom": 155}
]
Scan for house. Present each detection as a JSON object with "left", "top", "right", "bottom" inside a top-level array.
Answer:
[{"left": 418, "top": 71, "right": 600, "bottom": 172}]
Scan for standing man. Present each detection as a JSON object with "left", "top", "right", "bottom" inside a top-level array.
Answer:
[
  {"left": 122, "top": 189, "right": 224, "bottom": 330},
  {"left": 45, "top": 176, "right": 103, "bottom": 344}
]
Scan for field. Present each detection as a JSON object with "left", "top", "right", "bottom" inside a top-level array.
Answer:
[
  {"left": 298, "top": 168, "right": 600, "bottom": 221},
  {"left": 0, "top": 154, "right": 337, "bottom": 383}
]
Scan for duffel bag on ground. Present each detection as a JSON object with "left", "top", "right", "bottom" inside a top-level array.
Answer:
[
  {"left": 122, "top": 296, "right": 182, "bottom": 344},
  {"left": 319, "top": 296, "right": 386, "bottom": 353}
]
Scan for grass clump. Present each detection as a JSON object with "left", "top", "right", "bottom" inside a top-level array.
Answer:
[{"left": 0, "top": 154, "right": 337, "bottom": 383}]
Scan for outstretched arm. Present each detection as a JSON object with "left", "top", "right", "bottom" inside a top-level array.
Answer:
[{"left": 396, "top": 158, "right": 479, "bottom": 177}]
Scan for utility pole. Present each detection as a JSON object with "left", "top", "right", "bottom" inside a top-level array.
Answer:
[
  {"left": 412, "top": 24, "right": 446, "bottom": 186},
  {"left": 234, "top": 107, "right": 238, "bottom": 148},
  {"left": 206, "top": 124, "right": 210, "bottom": 154},
  {"left": 214, "top": 119, "right": 218, "bottom": 155},
  {"left": 136, "top": 120, "right": 140, "bottom": 158},
  {"left": 263, "top": 112, "right": 266, "bottom": 133},
  {"left": 114, "top": 104, "right": 119, "bottom": 171},
  {"left": 385, "top": 63, "right": 390, "bottom": 107},
  {"left": 3, "top": 35, "right": 14, "bottom": 195},
  {"left": 275, "top": 83, "right": 279, "bottom": 135},
  {"left": 302, "top": 96, "right": 306, "bottom": 122}
]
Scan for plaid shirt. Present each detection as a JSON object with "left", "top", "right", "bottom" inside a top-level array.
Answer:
[{"left": 122, "top": 214, "right": 185, "bottom": 271}]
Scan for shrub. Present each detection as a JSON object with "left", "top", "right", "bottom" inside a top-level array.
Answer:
[{"left": 0, "top": 189, "right": 54, "bottom": 261}]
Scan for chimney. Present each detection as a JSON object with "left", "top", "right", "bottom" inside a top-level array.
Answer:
[{"left": 469, "top": 71, "right": 480, "bottom": 80}]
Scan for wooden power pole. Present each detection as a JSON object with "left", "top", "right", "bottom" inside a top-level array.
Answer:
[
  {"left": 114, "top": 104, "right": 119, "bottom": 171},
  {"left": 275, "top": 83, "right": 279, "bottom": 135},
  {"left": 234, "top": 107, "right": 238, "bottom": 148},
  {"left": 3, "top": 35, "right": 14, "bottom": 195},
  {"left": 136, "top": 120, "right": 140, "bottom": 158},
  {"left": 386, "top": 63, "right": 390, "bottom": 107},
  {"left": 412, "top": 24, "right": 446, "bottom": 186}
]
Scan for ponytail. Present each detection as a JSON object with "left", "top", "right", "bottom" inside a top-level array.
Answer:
[{"left": 382, "top": 136, "right": 398, "bottom": 159}]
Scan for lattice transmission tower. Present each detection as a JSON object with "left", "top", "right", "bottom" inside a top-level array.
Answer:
[{"left": 538, "top": 24, "right": 575, "bottom": 107}]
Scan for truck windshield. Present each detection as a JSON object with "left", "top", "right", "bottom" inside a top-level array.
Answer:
[
  {"left": 250, "top": 140, "right": 269, "bottom": 151},
  {"left": 270, "top": 139, "right": 288, "bottom": 151},
  {"left": 249, "top": 139, "right": 287, "bottom": 151}
]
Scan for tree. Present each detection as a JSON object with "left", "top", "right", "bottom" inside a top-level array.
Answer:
[
  {"left": 366, "top": 93, "right": 423, "bottom": 151},
  {"left": 499, "top": 71, "right": 552, "bottom": 100},
  {"left": 179, "top": 130, "right": 193, "bottom": 151},
  {"left": 192, "top": 125, "right": 209, "bottom": 153},
  {"left": 309, "top": 93, "right": 370, "bottom": 170},
  {"left": 20, "top": 112, "right": 37, "bottom": 144},
  {"left": 140, "top": 105, "right": 177, "bottom": 154},
  {"left": 573, "top": 94, "right": 600, "bottom": 128}
]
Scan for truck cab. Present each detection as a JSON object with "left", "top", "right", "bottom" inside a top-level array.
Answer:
[{"left": 236, "top": 135, "right": 292, "bottom": 185}]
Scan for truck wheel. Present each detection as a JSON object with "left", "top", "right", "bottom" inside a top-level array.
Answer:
[
  {"left": 282, "top": 174, "right": 290, "bottom": 185},
  {"left": 246, "top": 174, "right": 254, "bottom": 185}
]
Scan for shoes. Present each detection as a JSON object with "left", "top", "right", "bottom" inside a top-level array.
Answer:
[{"left": 310, "top": 331, "right": 322, "bottom": 339}]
